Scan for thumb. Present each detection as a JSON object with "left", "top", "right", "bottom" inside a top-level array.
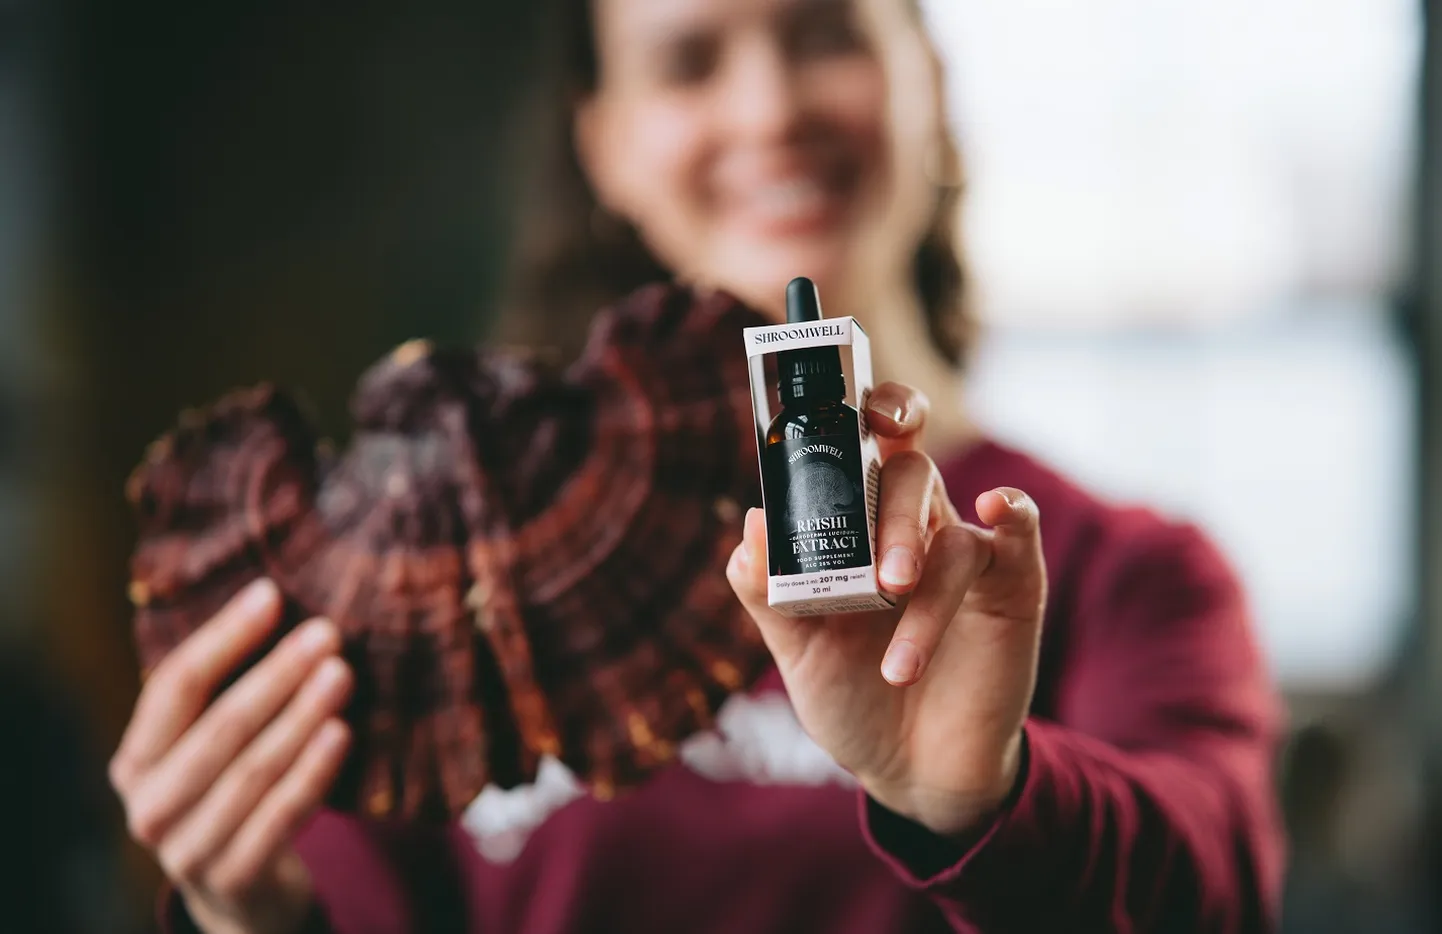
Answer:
[{"left": 726, "top": 508, "right": 815, "bottom": 667}]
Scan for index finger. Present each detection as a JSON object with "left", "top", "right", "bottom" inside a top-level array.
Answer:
[
  {"left": 865, "top": 382, "right": 929, "bottom": 459},
  {"left": 113, "top": 578, "right": 283, "bottom": 781}
]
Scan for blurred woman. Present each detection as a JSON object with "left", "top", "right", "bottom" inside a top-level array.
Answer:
[{"left": 109, "top": 1, "right": 1285, "bottom": 931}]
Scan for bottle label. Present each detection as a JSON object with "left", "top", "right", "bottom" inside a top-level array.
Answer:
[{"left": 762, "top": 433, "right": 872, "bottom": 576}]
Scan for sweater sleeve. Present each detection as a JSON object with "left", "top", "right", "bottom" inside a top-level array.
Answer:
[
  {"left": 158, "top": 811, "right": 471, "bottom": 934},
  {"left": 859, "top": 516, "right": 1286, "bottom": 933}
]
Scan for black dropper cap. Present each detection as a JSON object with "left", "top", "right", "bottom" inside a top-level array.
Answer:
[
  {"left": 779, "top": 277, "right": 845, "bottom": 405},
  {"left": 786, "top": 276, "right": 823, "bottom": 323}
]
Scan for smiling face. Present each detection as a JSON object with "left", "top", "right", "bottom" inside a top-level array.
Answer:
[{"left": 576, "top": 0, "right": 944, "bottom": 320}]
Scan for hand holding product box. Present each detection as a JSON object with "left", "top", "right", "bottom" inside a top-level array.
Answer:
[
  {"left": 734, "top": 278, "right": 1048, "bottom": 839},
  {"left": 745, "top": 277, "right": 895, "bottom": 617}
]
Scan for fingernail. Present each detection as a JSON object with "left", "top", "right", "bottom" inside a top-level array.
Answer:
[
  {"left": 298, "top": 618, "right": 337, "bottom": 652},
  {"left": 879, "top": 547, "right": 918, "bottom": 589},
  {"left": 728, "top": 544, "right": 747, "bottom": 577},
  {"left": 238, "top": 577, "right": 278, "bottom": 613},
  {"left": 882, "top": 641, "right": 921, "bottom": 684},
  {"left": 869, "top": 398, "right": 908, "bottom": 425}
]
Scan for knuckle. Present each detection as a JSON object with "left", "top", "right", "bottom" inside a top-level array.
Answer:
[
  {"left": 204, "top": 863, "right": 252, "bottom": 902},
  {"left": 126, "top": 800, "right": 165, "bottom": 848},
  {"left": 933, "top": 526, "right": 984, "bottom": 568},
  {"left": 900, "top": 606, "right": 946, "bottom": 643},
  {"left": 934, "top": 524, "right": 976, "bottom": 552},
  {"left": 159, "top": 842, "right": 204, "bottom": 885},
  {"left": 158, "top": 661, "right": 203, "bottom": 704},
  {"left": 230, "top": 748, "right": 284, "bottom": 796},
  {"left": 277, "top": 761, "right": 329, "bottom": 815},
  {"left": 883, "top": 448, "right": 931, "bottom": 476},
  {"left": 271, "top": 793, "right": 312, "bottom": 835},
  {"left": 209, "top": 709, "right": 259, "bottom": 755},
  {"left": 878, "top": 506, "right": 924, "bottom": 531},
  {"left": 108, "top": 754, "right": 133, "bottom": 793}
]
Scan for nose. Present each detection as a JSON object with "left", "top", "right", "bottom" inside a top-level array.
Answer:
[{"left": 715, "top": 37, "right": 803, "bottom": 144}]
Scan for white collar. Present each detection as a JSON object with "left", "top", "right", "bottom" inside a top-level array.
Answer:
[{"left": 461, "top": 692, "right": 856, "bottom": 862}]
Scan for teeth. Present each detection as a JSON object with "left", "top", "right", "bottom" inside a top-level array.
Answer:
[{"left": 746, "top": 179, "right": 827, "bottom": 224}]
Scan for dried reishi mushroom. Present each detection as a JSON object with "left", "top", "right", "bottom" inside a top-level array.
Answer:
[{"left": 126, "top": 284, "right": 772, "bottom": 820}]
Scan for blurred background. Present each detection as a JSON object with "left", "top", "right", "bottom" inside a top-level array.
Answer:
[{"left": 3, "top": 0, "right": 1440, "bottom": 930}]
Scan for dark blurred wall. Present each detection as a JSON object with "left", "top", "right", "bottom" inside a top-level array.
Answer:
[
  {"left": 0, "top": 0, "right": 45, "bottom": 634},
  {"left": 1, "top": 2, "right": 134, "bottom": 932},
  {"left": 43, "top": 2, "right": 542, "bottom": 925}
]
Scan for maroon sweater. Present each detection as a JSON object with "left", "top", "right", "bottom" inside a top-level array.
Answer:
[{"left": 165, "top": 439, "right": 1285, "bottom": 933}]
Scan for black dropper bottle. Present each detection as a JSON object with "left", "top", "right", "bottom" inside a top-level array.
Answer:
[
  {"left": 762, "top": 278, "right": 870, "bottom": 576},
  {"left": 765, "top": 278, "right": 855, "bottom": 445}
]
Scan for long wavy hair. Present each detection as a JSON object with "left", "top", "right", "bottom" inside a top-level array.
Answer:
[{"left": 499, "top": 0, "right": 974, "bottom": 367}]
